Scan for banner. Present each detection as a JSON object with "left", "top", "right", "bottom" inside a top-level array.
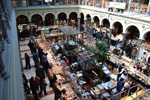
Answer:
[{"left": 109, "top": 2, "right": 126, "bottom": 9}]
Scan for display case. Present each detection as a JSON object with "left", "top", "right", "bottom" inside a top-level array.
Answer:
[{"left": 77, "top": 50, "right": 95, "bottom": 70}]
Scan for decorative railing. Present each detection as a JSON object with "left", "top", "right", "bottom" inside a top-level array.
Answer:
[{"left": 12, "top": 0, "right": 149, "bottom": 15}]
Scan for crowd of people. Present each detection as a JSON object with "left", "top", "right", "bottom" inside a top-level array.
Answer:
[
  {"left": 116, "top": 63, "right": 138, "bottom": 95},
  {"left": 18, "top": 26, "right": 40, "bottom": 41},
  {"left": 112, "top": 39, "right": 150, "bottom": 75},
  {"left": 22, "top": 40, "right": 68, "bottom": 100}
]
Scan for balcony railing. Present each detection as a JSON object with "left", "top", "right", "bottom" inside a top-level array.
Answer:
[{"left": 12, "top": 0, "right": 149, "bottom": 15}]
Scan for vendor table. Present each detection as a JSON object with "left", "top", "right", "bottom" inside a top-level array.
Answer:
[{"left": 108, "top": 53, "right": 150, "bottom": 88}]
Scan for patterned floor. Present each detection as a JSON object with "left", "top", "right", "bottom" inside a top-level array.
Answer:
[
  {"left": 19, "top": 38, "right": 55, "bottom": 100},
  {"left": 19, "top": 37, "right": 80, "bottom": 100}
]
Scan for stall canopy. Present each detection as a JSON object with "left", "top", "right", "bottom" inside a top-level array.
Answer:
[{"left": 58, "top": 25, "right": 83, "bottom": 35}]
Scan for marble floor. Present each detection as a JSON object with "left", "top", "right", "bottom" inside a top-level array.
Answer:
[
  {"left": 19, "top": 38, "right": 55, "bottom": 100},
  {"left": 19, "top": 38, "right": 79, "bottom": 100}
]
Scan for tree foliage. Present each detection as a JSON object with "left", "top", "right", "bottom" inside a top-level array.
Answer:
[{"left": 91, "top": 39, "right": 110, "bottom": 78}]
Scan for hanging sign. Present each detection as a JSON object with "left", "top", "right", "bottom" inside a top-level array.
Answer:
[{"left": 109, "top": 2, "right": 126, "bottom": 9}]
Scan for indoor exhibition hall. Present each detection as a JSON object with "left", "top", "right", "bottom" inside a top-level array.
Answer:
[{"left": 1, "top": 0, "right": 150, "bottom": 100}]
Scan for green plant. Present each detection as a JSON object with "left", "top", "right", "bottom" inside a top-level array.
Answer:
[{"left": 91, "top": 39, "right": 110, "bottom": 78}]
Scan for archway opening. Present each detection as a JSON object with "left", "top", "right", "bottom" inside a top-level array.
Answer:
[
  {"left": 58, "top": 13, "right": 67, "bottom": 25},
  {"left": 31, "top": 14, "right": 42, "bottom": 26},
  {"left": 126, "top": 26, "right": 140, "bottom": 40},
  {"left": 102, "top": 19, "right": 110, "bottom": 28},
  {"left": 93, "top": 16, "right": 99, "bottom": 28},
  {"left": 144, "top": 32, "right": 150, "bottom": 41},
  {"left": 80, "top": 13, "right": 84, "bottom": 24},
  {"left": 45, "top": 13, "right": 55, "bottom": 26},
  {"left": 113, "top": 22, "right": 123, "bottom": 37},
  {"left": 69, "top": 12, "right": 77, "bottom": 26},
  {"left": 17, "top": 15, "right": 29, "bottom": 25},
  {"left": 86, "top": 14, "right": 91, "bottom": 27}
]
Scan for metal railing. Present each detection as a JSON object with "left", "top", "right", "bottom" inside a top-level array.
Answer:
[
  {"left": 12, "top": 0, "right": 149, "bottom": 15},
  {"left": 111, "top": 84, "right": 146, "bottom": 100}
]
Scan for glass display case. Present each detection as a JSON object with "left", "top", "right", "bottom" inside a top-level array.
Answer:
[{"left": 77, "top": 50, "right": 95, "bottom": 70}]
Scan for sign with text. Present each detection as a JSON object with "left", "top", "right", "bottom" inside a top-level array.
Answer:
[{"left": 109, "top": 2, "right": 126, "bottom": 9}]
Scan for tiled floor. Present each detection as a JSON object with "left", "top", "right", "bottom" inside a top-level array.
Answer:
[
  {"left": 20, "top": 38, "right": 79, "bottom": 100},
  {"left": 19, "top": 39, "right": 55, "bottom": 100}
]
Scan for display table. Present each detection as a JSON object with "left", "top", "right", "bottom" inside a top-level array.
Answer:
[
  {"left": 121, "top": 90, "right": 144, "bottom": 100},
  {"left": 91, "top": 87, "right": 101, "bottom": 98},
  {"left": 109, "top": 53, "right": 150, "bottom": 88}
]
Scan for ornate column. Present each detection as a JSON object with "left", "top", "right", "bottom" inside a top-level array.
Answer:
[
  {"left": 67, "top": 18, "right": 69, "bottom": 25},
  {"left": 136, "top": 39, "right": 142, "bottom": 60},
  {"left": 0, "top": 54, "right": 10, "bottom": 80},
  {"left": 55, "top": 19, "right": 58, "bottom": 25},
  {"left": 99, "top": 25, "right": 103, "bottom": 34},
  {"left": 93, "top": 0, "right": 95, "bottom": 7},
  {"left": 85, "top": 0, "right": 87, "bottom": 5},
  {"left": 41, "top": 0, "right": 43, "bottom": 6},
  {"left": 121, "top": 33, "right": 127, "bottom": 48},
  {"left": 147, "top": 0, "right": 150, "bottom": 15},
  {"left": 102, "top": 0, "right": 105, "bottom": 8},
  {"left": 109, "top": 29, "right": 113, "bottom": 44},
  {"left": 26, "top": 0, "right": 29, "bottom": 6},
  {"left": 91, "top": 22, "right": 94, "bottom": 35},
  {"left": 0, "top": 9, "right": 10, "bottom": 44},
  {"left": 78, "top": 18, "right": 81, "bottom": 33},
  {"left": 0, "top": 24, "right": 10, "bottom": 80},
  {"left": 84, "top": 20, "right": 87, "bottom": 32},
  {"left": 128, "top": 0, "right": 132, "bottom": 12},
  {"left": 42, "top": 20, "right": 45, "bottom": 26},
  {"left": 29, "top": 21, "right": 32, "bottom": 37},
  {"left": 78, "top": 0, "right": 80, "bottom": 5},
  {"left": 1, "top": 0, "right": 10, "bottom": 29},
  {"left": 54, "top": 0, "right": 56, "bottom": 5}
]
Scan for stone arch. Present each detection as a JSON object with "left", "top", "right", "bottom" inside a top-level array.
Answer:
[
  {"left": 125, "top": 25, "right": 140, "bottom": 40},
  {"left": 143, "top": 31, "right": 150, "bottom": 41},
  {"left": 16, "top": 15, "right": 29, "bottom": 25},
  {"left": 69, "top": 12, "right": 78, "bottom": 25},
  {"left": 80, "top": 12, "right": 84, "bottom": 24},
  {"left": 31, "top": 14, "right": 43, "bottom": 26},
  {"left": 101, "top": 17, "right": 110, "bottom": 25},
  {"left": 85, "top": 13, "right": 92, "bottom": 20},
  {"left": 30, "top": 13, "right": 43, "bottom": 21},
  {"left": 86, "top": 14, "right": 91, "bottom": 27},
  {"left": 101, "top": 18, "right": 110, "bottom": 29},
  {"left": 58, "top": 12, "right": 67, "bottom": 25},
  {"left": 69, "top": 11, "right": 79, "bottom": 18},
  {"left": 92, "top": 14, "right": 100, "bottom": 22},
  {"left": 57, "top": 12, "right": 68, "bottom": 19},
  {"left": 45, "top": 13, "right": 55, "bottom": 26},
  {"left": 141, "top": 28, "right": 150, "bottom": 40},
  {"left": 111, "top": 21, "right": 123, "bottom": 36},
  {"left": 44, "top": 12, "right": 56, "bottom": 20},
  {"left": 93, "top": 16, "right": 100, "bottom": 28}
]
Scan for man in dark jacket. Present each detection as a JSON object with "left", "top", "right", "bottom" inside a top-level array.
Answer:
[
  {"left": 117, "top": 78, "right": 124, "bottom": 92},
  {"left": 22, "top": 73, "right": 30, "bottom": 94},
  {"left": 38, "top": 48, "right": 45, "bottom": 64},
  {"left": 28, "top": 40, "right": 34, "bottom": 54},
  {"left": 33, "top": 51, "right": 39, "bottom": 67},
  {"left": 35, "top": 66, "right": 47, "bottom": 96},
  {"left": 35, "top": 66, "right": 45, "bottom": 80},
  {"left": 29, "top": 76, "right": 40, "bottom": 100},
  {"left": 53, "top": 80, "right": 65, "bottom": 100},
  {"left": 42, "top": 53, "right": 51, "bottom": 74}
]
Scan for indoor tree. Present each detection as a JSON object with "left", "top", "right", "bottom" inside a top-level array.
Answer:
[{"left": 90, "top": 39, "right": 110, "bottom": 78}]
